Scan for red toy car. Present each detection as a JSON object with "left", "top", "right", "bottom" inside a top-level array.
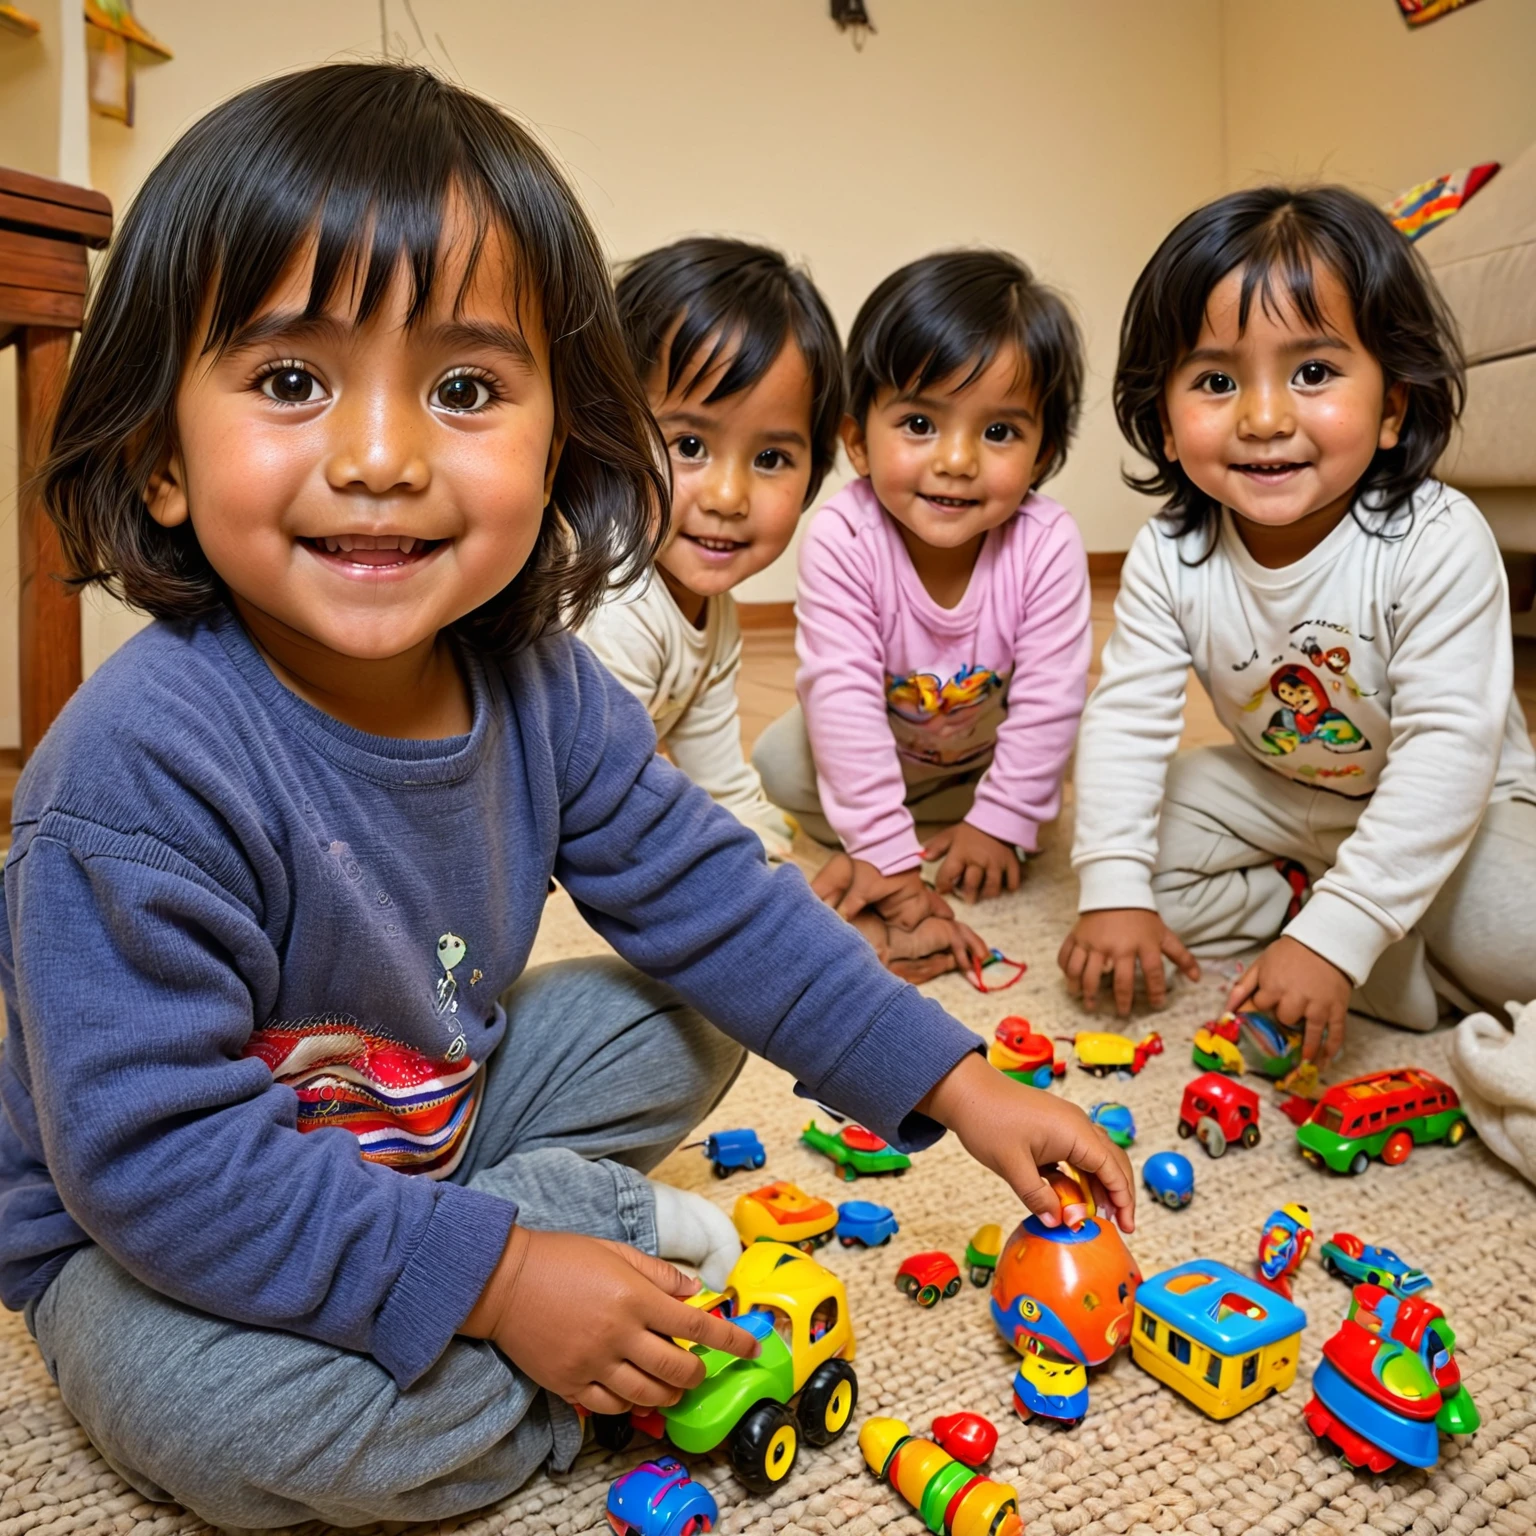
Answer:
[
  {"left": 895, "top": 1251, "right": 962, "bottom": 1308},
  {"left": 1178, "top": 1072, "right": 1261, "bottom": 1158}
]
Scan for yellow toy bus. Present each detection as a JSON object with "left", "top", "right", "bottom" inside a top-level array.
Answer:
[{"left": 1130, "top": 1260, "right": 1306, "bottom": 1420}]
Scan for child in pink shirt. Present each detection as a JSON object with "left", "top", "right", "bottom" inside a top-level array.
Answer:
[{"left": 755, "top": 251, "right": 1092, "bottom": 957}]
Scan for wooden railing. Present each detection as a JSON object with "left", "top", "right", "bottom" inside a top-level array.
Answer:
[{"left": 1, "top": 165, "right": 112, "bottom": 761}]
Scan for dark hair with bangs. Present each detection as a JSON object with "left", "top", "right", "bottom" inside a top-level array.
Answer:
[
  {"left": 615, "top": 237, "right": 844, "bottom": 505},
  {"left": 1115, "top": 184, "right": 1464, "bottom": 554},
  {"left": 42, "top": 62, "right": 666, "bottom": 655},
  {"left": 846, "top": 250, "right": 1083, "bottom": 486}
]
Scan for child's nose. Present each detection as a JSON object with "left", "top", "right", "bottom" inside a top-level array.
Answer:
[
  {"left": 323, "top": 388, "right": 432, "bottom": 495},
  {"left": 701, "top": 455, "right": 751, "bottom": 517},
  {"left": 935, "top": 429, "right": 979, "bottom": 476},
  {"left": 1238, "top": 379, "right": 1295, "bottom": 439}
]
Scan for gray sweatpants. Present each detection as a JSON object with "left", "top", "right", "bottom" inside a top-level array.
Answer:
[
  {"left": 752, "top": 702, "right": 983, "bottom": 849},
  {"left": 24, "top": 957, "right": 745, "bottom": 1534},
  {"left": 1152, "top": 745, "right": 1536, "bottom": 1029}
]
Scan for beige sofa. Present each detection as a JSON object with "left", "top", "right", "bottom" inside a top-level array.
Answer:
[{"left": 1427, "top": 139, "right": 1536, "bottom": 581}]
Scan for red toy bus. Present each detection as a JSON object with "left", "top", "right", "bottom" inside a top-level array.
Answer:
[{"left": 1296, "top": 1069, "right": 1469, "bottom": 1175}]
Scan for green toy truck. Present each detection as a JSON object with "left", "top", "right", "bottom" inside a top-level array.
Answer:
[{"left": 800, "top": 1119, "right": 911, "bottom": 1180}]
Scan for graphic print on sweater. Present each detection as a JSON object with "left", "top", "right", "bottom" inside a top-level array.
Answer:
[
  {"left": 885, "top": 663, "right": 1009, "bottom": 768},
  {"left": 1234, "top": 625, "right": 1387, "bottom": 790},
  {"left": 243, "top": 1015, "right": 483, "bottom": 1177}
]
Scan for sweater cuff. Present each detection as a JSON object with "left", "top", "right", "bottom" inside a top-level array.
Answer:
[
  {"left": 1283, "top": 891, "right": 1398, "bottom": 987},
  {"left": 963, "top": 800, "right": 1039, "bottom": 854},
  {"left": 848, "top": 824, "right": 926, "bottom": 877},
  {"left": 371, "top": 1182, "right": 518, "bottom": 1389},
  {"left": 1075, "top": 856, "right": 1158, "bottom": 914},
  {"left": 804, "top": 987, "right": 984, "bottom": 1153}
]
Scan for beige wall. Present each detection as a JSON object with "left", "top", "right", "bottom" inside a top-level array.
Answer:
[
  {"left": 1222, "top": 0, "right": 1536, "bottom": 199},
  {"left": 2, "top": 0, "right": 1534, "bottom": 741}
]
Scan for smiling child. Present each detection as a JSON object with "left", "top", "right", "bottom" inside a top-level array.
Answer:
[
  {"left": 580, "top": 238, "right": 842, "bottom": 862},
  {"left": 1062, "top": 186, "right": 1536, "bottom": 1061},
  {"left": 754, "top": 251, "right": 1092, "bottom": 955}
]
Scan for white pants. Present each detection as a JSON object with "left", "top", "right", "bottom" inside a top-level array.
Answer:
[{"left": 1152, "top": 746, "right": 1536, "bottom": 1031}]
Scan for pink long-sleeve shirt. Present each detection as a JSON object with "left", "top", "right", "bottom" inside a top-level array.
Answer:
[{"left": 795, "top": 477, "right": 1092, "bottom": 874}]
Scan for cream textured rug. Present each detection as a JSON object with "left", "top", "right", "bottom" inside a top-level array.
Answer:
[{"left": 3, "top": 821, "right": 1534, "bottom": 1536}]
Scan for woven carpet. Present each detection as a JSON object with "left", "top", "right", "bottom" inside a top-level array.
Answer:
[{"left": 3, "top": 819, "right": 1534, "bottom": 1536}]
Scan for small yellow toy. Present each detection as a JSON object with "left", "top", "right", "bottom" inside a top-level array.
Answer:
[
  {"left": 1131, "top": 1259, "right": 1306, "bottom": 1420},
  {"left": 1062, "top": 1029, "right": 1164, "bottom": 1078},
  {"left": 732, "top": 1180, "right": 837, "bottom": 1252},
  {"left": 859, "top": 1417, "right": 1023, "bottom": 1536}
]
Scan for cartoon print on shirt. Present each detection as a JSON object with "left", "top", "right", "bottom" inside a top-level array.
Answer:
[
  {"left": 1299, "top": 636, "right": 1377, "bottom": 699},
  {"left": 1259, "top": 664, "right": 1370, "bottom": 756},
  {"left": 883, "top": 663, "right": 1011, "bottom": 769},
  {"left": 435, "top": 932, "right": 468, "bottom": 1061}
]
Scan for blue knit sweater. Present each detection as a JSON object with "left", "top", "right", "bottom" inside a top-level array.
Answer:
[{"left": 0, "top": 610, "right": 980, "bottom": 1386}]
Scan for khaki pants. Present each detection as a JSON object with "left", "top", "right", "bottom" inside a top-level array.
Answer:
[{"left": 1152, "top": 745, "right": 1536, "bottom": 1030}]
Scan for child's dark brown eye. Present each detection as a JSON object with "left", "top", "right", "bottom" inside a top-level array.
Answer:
[
  {"left": 265, "top": 367, "right": 317, "bottom": 404},
  {"left": 1297, "top": 362, "right": 1331, "bottom": 387},
  {"left": 436, "top": 375, "right": 488, "bottom": 412}
]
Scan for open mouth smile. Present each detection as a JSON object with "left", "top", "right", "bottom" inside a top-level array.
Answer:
[
  {"left": 681, "top": 533, "right": 748, "bottom": 561},
  {"left": 301, "top": 533, "right": 446, "bottom": 576},
  {"left": 1232, "top": 462, "right": 1310, "bottom": 481},
  {"left": 920, "top": 493, "right": 980, "bottom": 511}
]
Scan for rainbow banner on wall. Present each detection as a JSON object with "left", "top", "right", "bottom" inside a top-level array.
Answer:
[
  {"left": 1396, "top": 0, "right": 1483, "bottom": 24},
  {"left": 1388, "top": 163, "right": 1500, "bottom": 241}
]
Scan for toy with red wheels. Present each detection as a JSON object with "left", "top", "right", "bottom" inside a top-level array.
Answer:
[
  {"left": 1295, "top": 1068, "right": 1469, "bottom": 1175},
  {"left": 1177, "top": 1073, "right": 1261, "bottom": 1158},
  {"left": 895, "top": 1251, "right": 962, "bottom": 1308}
]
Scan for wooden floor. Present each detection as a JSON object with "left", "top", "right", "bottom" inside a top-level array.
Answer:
[{"left": 737, "top": 578, "right": 1536, "bottom": 756}]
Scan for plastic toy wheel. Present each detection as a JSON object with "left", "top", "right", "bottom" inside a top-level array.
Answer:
[
  {"left": 969, "top": 1266, "right": 992, "bottom": 1287},
  {"left": 712, "top": 1162, "right": 730, "bottom": 1179},
  {"left": 943, "top": 1276, "right": 962, "bottom": 1299},
  {"left": 1446, "top": 1119, "right": 1468, "bottom": 1146},
  {"left": 1347, "top": 1151, "right": 1370, "bottom": 1176},
  {"left": 896, "top": 1273, "right": 918, "bottom": 1296},
  {"left": 753, "top": 1152, "right": 766, "bottom": 1168},
  {"left": 1159, "top": 1190, "right": 1183, "bottom": 1210},
  {"left": 1322, "top": 1254, "right": 1340, "bottom": 1276},
  {"left": 1176, "top": 1120, "right": 1192, "bottom": 1139},
  {"left": 1240, "top": 1124, "right": 1261, "bottom": 1150},
  {"left": 840, "top": 1166, "right": 859, "bottom": 1182},
  {"left": 798, "top": 1358, "right": 858, "bottom": 1446},
  {"left": 1196, "top": 1116, "right": 1227, "bottom": 1158},
  {"left": 916, "top": 1284, "right": 940, "bottom": 1307},
  {"left": 880, "top": 1235, "right": 893, "bottom": 1247},
  {"left": 840, "top": 1236, "right": 857, "bottom": 1248},
  {"left": 1364, "top": 1271, "right": 1382, "bottom": 1286},
  {"left": 591, "top": 1413, "right": 634, "bottom": 1453},
  {"left": 729, "top": 1399, "right": 800, "bottom": 1493},
  {"left": 1381, "top": 1131, "right": 1412, "bottom": 1165}
]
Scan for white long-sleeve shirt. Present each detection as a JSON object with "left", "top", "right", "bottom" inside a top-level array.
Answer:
[
  {"left": 1073, "top": 481, "right": 1536, "bottom": 984},
  {"left": 580, "top": 575, "right": 795, "bottom": 861}
]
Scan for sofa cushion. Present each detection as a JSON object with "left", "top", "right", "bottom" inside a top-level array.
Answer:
[
  {"left": 1438, "top": 350, "right": 1536, "bottom": 488},
  {"left": 1422, "top": 139, "right": 1536, "bottom": 366}
]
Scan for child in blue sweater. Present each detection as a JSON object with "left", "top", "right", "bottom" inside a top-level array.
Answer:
[{"left": 0, "top": 64, "right": 1132, "bottom": 1531}]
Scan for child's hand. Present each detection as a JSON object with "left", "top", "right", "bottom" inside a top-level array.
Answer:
[
  {"left": 1228, "top": 935, "right": 1350, "bottom": 1066},
  {"left": 812, "top": 852, "right": 949, "bottom": 930},
  {"left": 1057, "top": 907, "right": 1200, "bottom": 1014},
  {"left": 923, "top": 822, "right": 1022, "bottom": 903},
  {"left": 918, "top": 1052, "right": 1136, "bottom": 1233},
  {"left": 851, "top": 908, "right": 991, "bottom": 984},
  {"left": 460, "top": 1227, "right": 760, "bottom": 1414}
]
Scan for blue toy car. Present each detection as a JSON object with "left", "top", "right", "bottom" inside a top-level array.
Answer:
[
  {"left": 1089, "top": 1102, "right": 1137, "bottom": 1148},
  {"left": 1319, "top": 1231, "right": 1432, "bottom": 1296},
  {"left": 698, "top": 1128, "right": 766, "bottom": 1179},
  {"left": 835, "top": 1198, "right": 899, "bottom": 1248},
  {"left": 1141, "top": 1151, "right": 1195, "bottom": 1210},
  {"left": 606, "top": 1457, "right": 717, "bottom": 1536}
]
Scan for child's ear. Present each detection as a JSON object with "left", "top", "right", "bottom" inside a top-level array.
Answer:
[
  {"left": 1157, "top": 395, "right": 1179, "bottom": 462},
  {"left": 143, "top": 451, "right": 190, "bottom": 529},
  {"left": 1378, "top": 381, "right": 1409, "bottom": 451},
  {"left": 839, "top": 414, "right": 871, "bottom": 478},
  {"left": 543, "top": 422, "right": 568, "bottom": 505},
  {"left": 1031, "top": 443, "right": 1055, "bottom": 485}
]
